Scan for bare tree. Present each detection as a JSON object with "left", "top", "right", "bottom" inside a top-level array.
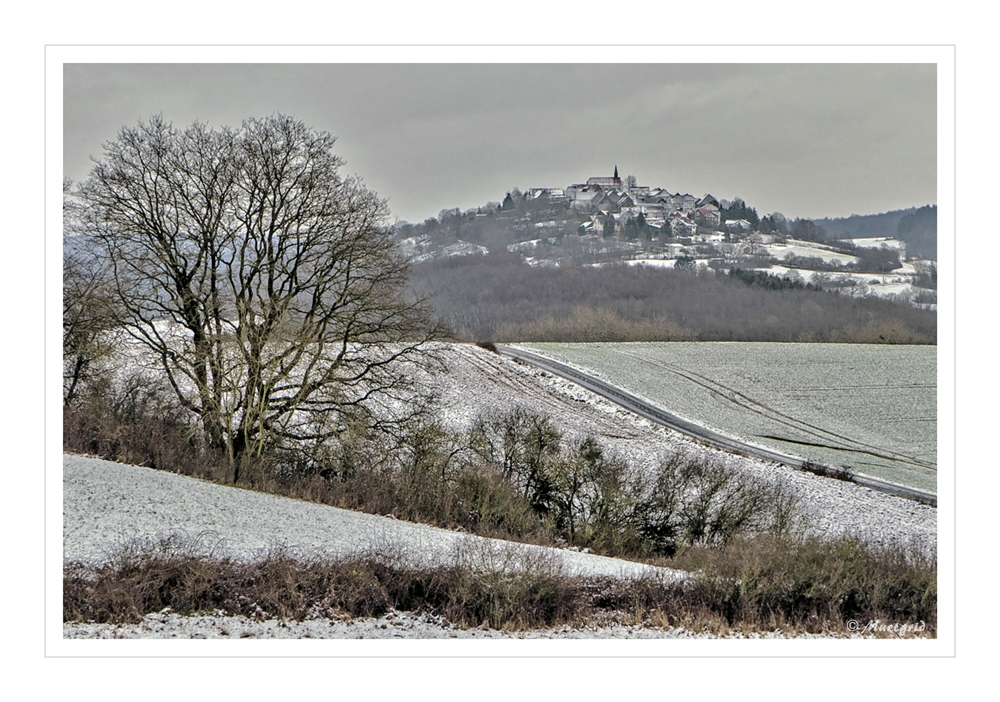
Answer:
[{"left": 75, "top": 115, "right": 445, "bottom": 481}]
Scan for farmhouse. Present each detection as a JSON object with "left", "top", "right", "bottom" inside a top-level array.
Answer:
[
  {"left": 668, "top": 213, "right": 698, "bottom": 237},
  {"left": 596, "top": 190, "right": 634, "bottom": 212}
]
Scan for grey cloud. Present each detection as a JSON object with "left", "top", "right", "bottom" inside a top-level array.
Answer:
[{"left": 64, "top": 62, "right": 936, "bottom": 223}]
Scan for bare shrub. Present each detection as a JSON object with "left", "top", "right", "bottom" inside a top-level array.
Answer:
[
  {"left": 444, "top": 538, "right": 576, "bottom": 629},
  {"left": 467, "top": 408, "right": 803, "bottom": 558},
  {"left": 469, "top": 406, "right": 562, "bottom": 514},
  {"left": 63, "top": 371, "right": 225, "bottom": 482},
  {"left": 799, "top": 460, "right": 854, "bottom": 483},
  {"left": 452, "top": 465, "right": 544, "bottom": 539},
  {"left": 636, "top": 453, "right": 801, "bottom": 556},
  {"left": 548, "top": 437, "right": 646, "bottom": 552}
]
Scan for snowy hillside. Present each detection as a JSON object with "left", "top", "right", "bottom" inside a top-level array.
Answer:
[
  {"left": 63, "top": 453, "right": 675, "bottom": 580},
  {"left": 427, "top": 345, "right": 936, "bottom": 550}
]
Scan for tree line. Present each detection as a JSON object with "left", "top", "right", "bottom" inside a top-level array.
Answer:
[
  {"left": 816, "top": 205, "right": 937, "bottom": 260},
  {"left": 409, "top": 253, "right": 937, "bottom": 344}
]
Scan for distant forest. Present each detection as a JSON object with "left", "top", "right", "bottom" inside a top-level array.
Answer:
[
  {"left": 816, "top": 205, "right": 937, "bottom": 259},
  {"left": 409, "top": 254, "right": 936, "bottom": 345}
]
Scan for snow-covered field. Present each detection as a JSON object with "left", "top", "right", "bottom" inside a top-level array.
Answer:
[
  {"left": 625, "top": 258, "right": 677, "bottom": 268},
  {"left": 762, "top": 264, "right": 928, "bottom": 301},
  {"left": 513, "top": 342, "right": 937, "bottom": 492},
  {"left": 843, "top": 237, "right": 906, "bottom": 251},
  {"left": 765, "top": 240, "right": 861, "bottom": 265}
]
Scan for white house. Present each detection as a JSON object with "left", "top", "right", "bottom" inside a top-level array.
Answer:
[{"left": 669, "top": 213, "right": 698, "bottom": 237}]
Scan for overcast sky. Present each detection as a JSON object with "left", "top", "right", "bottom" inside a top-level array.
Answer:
[{"left": 63, "top": 62, "right": 936, "bottom": 224}]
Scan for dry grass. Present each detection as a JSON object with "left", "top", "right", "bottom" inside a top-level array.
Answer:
[{"left": 668, "top": 534, "right": 936, "bottom": 635}]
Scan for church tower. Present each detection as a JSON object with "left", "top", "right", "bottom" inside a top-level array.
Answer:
[{"left": 584, "top": 166, "right": 623, "bottom": 189}]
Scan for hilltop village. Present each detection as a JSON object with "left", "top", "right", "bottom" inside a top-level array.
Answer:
[{"left": 394, "top": 169, "right": 936, "bottom": 308}]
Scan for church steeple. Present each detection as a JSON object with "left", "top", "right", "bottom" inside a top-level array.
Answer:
[{"left": 614, "top": 165, "right": 619, "bottom": 179}]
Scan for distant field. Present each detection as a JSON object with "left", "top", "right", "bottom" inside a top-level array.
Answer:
[
  {"left": 764, "top": 242, "right": 860, "bottom": 265},
  {"left": 519, "top": 342, "right": 937, "bottom": 493}
]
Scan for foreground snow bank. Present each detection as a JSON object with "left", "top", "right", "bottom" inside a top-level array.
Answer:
[
  {"left": 63, "top": 607, "right": 835, "bottom": 639},
  {"left": 63, "top": 454, "right": 682, "bottom": 581}
]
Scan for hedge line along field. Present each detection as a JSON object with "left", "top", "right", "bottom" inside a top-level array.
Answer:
[{"left": 517, "top": 342, "right": 937, "bottom": 493}]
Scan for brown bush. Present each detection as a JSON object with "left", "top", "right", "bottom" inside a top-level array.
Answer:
[
  {"left": 64, "top": 532, "right": 935, "bottom": 636},
  {"left": 63, "top": 372, "right": 227, "bottom": 482}
]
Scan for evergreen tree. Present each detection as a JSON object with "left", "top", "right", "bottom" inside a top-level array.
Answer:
[
  {"left": 623, "top": 217, "right": 638, "bottom": 241},
  {"left": 603, "top": 214, "right": 616, "bottom": 238},
  {"left": 675, "top": 255, "right": 697, "bottom": 270},
  {"left": 636, "top": 212, "right": 651, "bottom": 240}
]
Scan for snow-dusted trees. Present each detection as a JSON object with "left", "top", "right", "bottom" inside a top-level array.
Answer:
[
  {"left": 75, "top": 115, "right": 444, "bottom": 482},
  {"left": 63, "top": 177, "right": 120, "bottom": 406}
]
